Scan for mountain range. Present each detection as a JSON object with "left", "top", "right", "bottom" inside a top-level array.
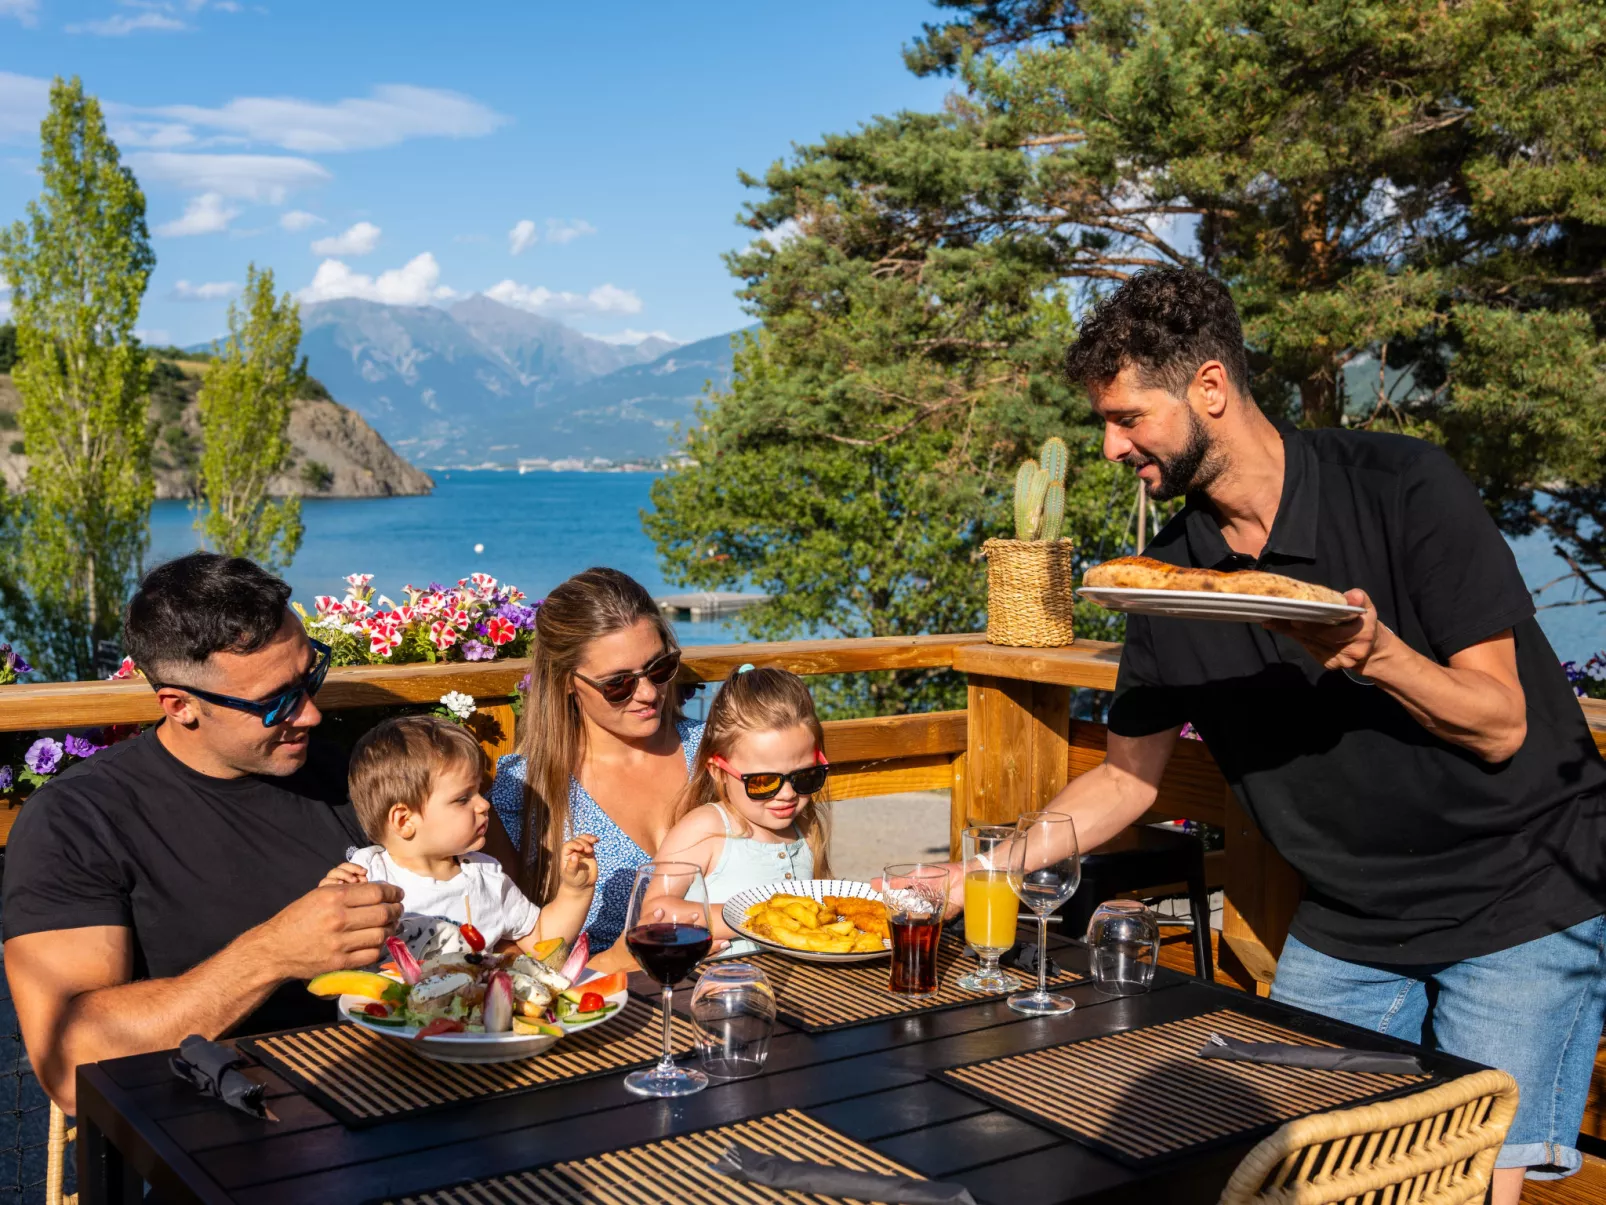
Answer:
[{"left": 296, "top": 295, "right": 743, "bottom": 466}]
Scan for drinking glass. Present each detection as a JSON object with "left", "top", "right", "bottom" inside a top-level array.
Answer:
[
  {"left": 1087, "top": 899, "right": 1160, "bottom": 996},
  {"left": 690, "top": 962, "right": 776, "bottom": 1081},
  {"left": 959, "top": 825, "right": 1021, "bottom": 993},
  {"left": 622, "top": 861, "right": 714, "bottom": 1097},
  {"left": 1006, "top": 811, "right": 1081, "bottom": 1016},
  {"left": 882, "top": 863, "right": 948, "bottom": 996}
]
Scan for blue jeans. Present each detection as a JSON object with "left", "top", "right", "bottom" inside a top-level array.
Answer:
[{"left": 1270, "top": 916, "right": 1606, "bottom": 1179}]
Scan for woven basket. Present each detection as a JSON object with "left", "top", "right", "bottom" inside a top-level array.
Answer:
[{"left": 983, "top": 537, "right": 1077, "bottom": 647}]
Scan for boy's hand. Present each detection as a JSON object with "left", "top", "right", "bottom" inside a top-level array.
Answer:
[
  {"left": 319, "top": 862, "right": 368, "bottom": 889},
  {"left": 558, "top": 834, "right": 598, "bottom": 893}
]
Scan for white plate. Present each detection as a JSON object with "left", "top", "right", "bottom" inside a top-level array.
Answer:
[
  {"left": 1078, "top": 586, "right": 1364, "bottom": 626},
  {"left": 722, "top": 879, "right": 891, "bottom": 964},
  {"left": 336, "top": 971, "right": 627, "bottom": 1064}
]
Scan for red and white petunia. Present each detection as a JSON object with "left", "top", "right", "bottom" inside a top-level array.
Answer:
[
  {"left": 429, "top": 621, "right": 460, "bottom": 651},
  {"left": 345, "top": 573, "right": 374, "bottom": 589},
  {"left": 470, "top": 572, "right": 497, "bottom": 597},
  {"left": 314, "top": 595, "right": 345, "bottom": 616},
  {"left": 486, "top": 617, "right": 516, "bottom": 646},
  {"left": 369, "top": 630, "right": 400, "bottom": 657}
]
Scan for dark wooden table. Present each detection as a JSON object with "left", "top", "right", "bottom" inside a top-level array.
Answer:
[{"left": 73, "top": 938, "right": 1483, "bottom": 1205}]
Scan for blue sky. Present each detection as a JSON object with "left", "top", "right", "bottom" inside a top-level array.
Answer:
[{"left": 0, "top": 0, "right": 952, "bottom": 347}]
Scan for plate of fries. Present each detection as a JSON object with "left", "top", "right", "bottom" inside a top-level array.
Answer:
[{"left": 722, "top": 879, "right": 892, "bottom": 963}]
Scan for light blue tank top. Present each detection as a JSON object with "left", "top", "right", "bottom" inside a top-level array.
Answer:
[{"left": 685, "top": 802, "right": 813, "bottom": 958}]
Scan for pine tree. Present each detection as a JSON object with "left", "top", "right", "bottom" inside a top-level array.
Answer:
[
  {"left": 0, "top": 77, "right": 154, "bottom": 680},
  {"left": 196, "top": 265, "right": 306, "bottom": 573}
]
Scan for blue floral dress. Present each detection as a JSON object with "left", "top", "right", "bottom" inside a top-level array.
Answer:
[{"left": 489, "top": 719, "right": 705, "bottom": 953}]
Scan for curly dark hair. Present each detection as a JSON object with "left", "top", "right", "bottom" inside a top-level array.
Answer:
[
  {"left": 124, "top": 553, "right": 293, "bottom": 678},
  {"left": 1064, "top": 267, "right": 1251, "bottom": 398}
]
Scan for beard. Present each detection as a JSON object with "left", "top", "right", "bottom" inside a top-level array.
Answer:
[{"left": 1128, "top": 406, "right": 1224, "bottom": 501}]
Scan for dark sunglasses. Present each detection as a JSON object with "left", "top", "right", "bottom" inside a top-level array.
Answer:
[
  {"left": 153, "top": 638, "right": 332, "bottom": 727},
  {"left": 574, "top": 649, "right": 682, "bottom": 704},
  {"left": 712, "top": 754, "right": 831, "bottom": 801}
]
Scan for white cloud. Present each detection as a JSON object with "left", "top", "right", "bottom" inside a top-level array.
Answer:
[
  {"left": 508, "top": 219, "right": 537, "bottom": 256},
  {"left": 484, "top": 280, "right": 643, "bottom": 316},
  {"left": 299, "top": 252, "right": 454, "bottom": 306},
  {"left": 0, "top": 73, "right": 50, "bottom": 142},
  {"left": 170, "top": 279, "right": 237, "bottom": 301},
  {"left": 154, "top": 191, "right": 239, "bottom": 236},
  {"left": 0, "top": 0, "right": 38, "bottom": 26},
  {"left": 146, "top": 85, "right": 508, "bottom": 154},
  {"left": 128, "top": 151, "right": 329, "bottom": 202},
  {"left": 67, "top": 11, "right": 189, "bottom": 34},
  {"left": 279, "top": 209, "right": 323, "bottom": 231},
  {"left": 545, "top": 218, "right": 596, "bottom": 245},
  {"left": 0, "top": 275, "right": 10, "bottom": 323},
  {"left": 310, "top": 220, "right": 380, "bottom": 256},
  {"left": 135, "top": 327, "right": 174, "bottom": 345},
  {"left": 591, "top": 329, "right": 679, "bottom": 346}
]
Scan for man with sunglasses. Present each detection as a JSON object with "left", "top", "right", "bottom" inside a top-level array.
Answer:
[{"left": 3, "top": 553, "right": 404, "bottom": 1115}]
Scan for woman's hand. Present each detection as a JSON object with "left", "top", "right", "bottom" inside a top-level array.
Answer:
[
  {"left": 319, "top": 862, "right": 368, "bottom": 889},
  {"left": 557, "top": 834, "right": 599, "bottom": 894}
]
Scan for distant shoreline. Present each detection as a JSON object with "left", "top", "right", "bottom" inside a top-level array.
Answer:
[{"left": 424, "top": 459, "right": 689, "bottom": 474}]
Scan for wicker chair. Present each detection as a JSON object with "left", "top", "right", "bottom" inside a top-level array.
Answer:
[
  {"left": 46, "top": 1101, "right": 77, "bottom": 1205},
  {"left": 1218, "top": 1069, "right": 1518, "bottom": 1205}
]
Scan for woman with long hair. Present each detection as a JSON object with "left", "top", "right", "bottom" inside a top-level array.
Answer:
[{"left": 487, "top": 568, "right": 703, "bottom": 966}]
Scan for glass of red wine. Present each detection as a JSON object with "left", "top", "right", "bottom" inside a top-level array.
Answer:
[{"left": 622, "top": 861, "right": 714, "bottom": 1098}]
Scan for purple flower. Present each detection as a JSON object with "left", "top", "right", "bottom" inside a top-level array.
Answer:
[
  {"left": 63, "top": 733, "right": 105, "bottom": 759},
  {"left": 460, "top": 640, "right": 495, "bottom": 662},
  {"left": 495, "top": 602, "right": 539, "bottom": 631},
  {"left": 516, "top": 673, "right": 531, "bottom": 695},
  {"left": 0, "top": 764, "right": 12, "bottom": 792},
  {"left": 24, "top": 738, "right": 63, "bottom": 777},
  {"left": 1, "top": 645, "right": 30, "bottom": 676}
]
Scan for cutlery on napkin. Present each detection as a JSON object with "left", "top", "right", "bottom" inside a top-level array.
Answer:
[
  {"left": 170, "top": 1035, "right": 277, "bottom": 1121},
  {"left": 710, "top": 1143, "right": 977, "bottom": 1204},
  {"left": 1000, "top": 941, "right": 1062, "bottom": 978},
  {"left": 1198, "top": 1033, "right": 1424, "bottom": 1076}
]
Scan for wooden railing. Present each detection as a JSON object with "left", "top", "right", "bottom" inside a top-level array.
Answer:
[{"left": 4, "top": 632, "right": 1605, "bottom": 996}]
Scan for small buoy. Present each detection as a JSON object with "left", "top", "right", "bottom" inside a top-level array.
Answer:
[{"left": 473, "top": 543, "right": 484, "bottom": 554}]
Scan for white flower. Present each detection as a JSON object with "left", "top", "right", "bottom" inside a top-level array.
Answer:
[{"left": 439, "top": 691, "right": 476, "bottom": 720}]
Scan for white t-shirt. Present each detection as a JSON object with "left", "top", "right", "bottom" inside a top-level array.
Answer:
[{"left": 347, "top": 845, "right": 542, "bottom": 950}]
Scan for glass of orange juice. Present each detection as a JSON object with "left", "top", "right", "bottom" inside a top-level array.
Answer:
[{"left": 959, "top": 825, "right": 1021, "bottom": 993}]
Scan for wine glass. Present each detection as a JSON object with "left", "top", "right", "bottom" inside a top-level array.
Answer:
[
  {"left": 1006, "top": 811, "right": 1081, "bottom": 1015},
  {"left": 959, "top": 825, "right": 1021, "bottom": 993},
  {"left": 622, "top": 861, "right": 714, "bottom": 1098}
]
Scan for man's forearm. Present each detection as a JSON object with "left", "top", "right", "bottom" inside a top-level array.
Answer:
[
  {"left": 1044, "top": 759, "right": 1163, "bottom": 854},
  {"left": 1363, "top": 628, "right": 1526, "bottom": 761}
]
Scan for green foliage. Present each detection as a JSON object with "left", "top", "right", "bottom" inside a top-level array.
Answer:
[
  {"left": 300, "top": 375, "right": 333, "bottom": 402},
  {"left": 195, "top": 264, "right": 305, "bottom": 573},
  {"left": 1013, "top": 435, "right": 1068, "bottom": 539},
  {"left": 300, "top": 459, "right": 334, "bottom": 493},
  {"left": 904, "top": 0, "right": 1606, "bottom": 608},
  {"left": 0, "top": 77, "right": 155, "bottom": 681},
  {"left": 0, "top": 324, "right": 16, "bottom": 374}
]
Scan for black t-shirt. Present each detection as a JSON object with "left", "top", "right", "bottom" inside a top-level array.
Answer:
[
  {"left": 1109, "top": 425, "right": 1606, "bottom": 964},
  {"left": 2, "top": 727, "right": 364, "bottom": 1034}
]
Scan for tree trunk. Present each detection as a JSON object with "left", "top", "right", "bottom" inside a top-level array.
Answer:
[{"left": 1299, "top": 368, "right": 1341, "bottom": 428}]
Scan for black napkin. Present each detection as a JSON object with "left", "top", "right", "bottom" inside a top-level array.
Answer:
[
  {"left": 711, "top": 1143, "right": 977, "bottom": 1204},
  {"left": 1000, "top": 941, "right": 1062, "bottom": 978},
  {"left": 170, "top": 1035, "right": 276, "bottom": 1120},
  {"left": 1199, "top": 1033, "right": 1424, "bottom": 1076}
]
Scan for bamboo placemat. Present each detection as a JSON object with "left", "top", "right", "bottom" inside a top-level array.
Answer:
[
  {"left": 747, "top": 931, "right": 1083, "bottom": 1032},
  {"left": 936, "top": 1008, "right": 1432, "bottom": 1167},
  {"left": 244, "top": 996, "right": 696, "bottom": 1128},
  {"left": 387, "top": 1108, "right": 930, "bottom": 1204}
]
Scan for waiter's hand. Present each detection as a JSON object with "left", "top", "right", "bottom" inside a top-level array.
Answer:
[{"left": 1264, "top": 588, "right": 1386, "bottom": 674}]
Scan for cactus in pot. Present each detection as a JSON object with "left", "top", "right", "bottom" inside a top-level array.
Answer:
[{"left": 1013, "top": 436, "right": 1068, "bottom": 541}]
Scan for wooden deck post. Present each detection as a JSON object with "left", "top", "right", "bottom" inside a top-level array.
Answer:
[
  {"left": 955, "top": 672, "right": 1071, "bottom": 854},
  {"left": 1219, "top": 786, "right": 1303, "bottom": 996}
]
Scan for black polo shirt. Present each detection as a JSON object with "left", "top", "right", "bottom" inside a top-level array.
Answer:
[{"left": 1108, "top": 424, "right": 1606, "bottom": 965}]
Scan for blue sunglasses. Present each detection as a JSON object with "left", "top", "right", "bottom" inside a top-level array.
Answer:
[{"left": 154, "top": 638, "right": 333, "bottom": 727}]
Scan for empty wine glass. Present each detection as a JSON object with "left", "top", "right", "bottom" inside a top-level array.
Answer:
[
  {"left": 690, "top": 961, "right": 776, "bottom": 1081},
  {"left": 622, "top": 861, "right": 713, "bottom": 1097},
  {"left": 1007, "top": 811, "right": 1081, "bottom": 1015},
  {"left": 1087, "top": 899, "right": 1160, "bottom": 996},
  {"left": 960, "top": 825, "right": 1021, "bottom": 993}
]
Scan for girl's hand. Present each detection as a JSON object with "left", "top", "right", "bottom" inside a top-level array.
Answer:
[
  {"left": 558, "top": 834, "right": 599, "bottom": 892},
  {"left": 319, "top": 862, "right": 369, "bottom": 889}
]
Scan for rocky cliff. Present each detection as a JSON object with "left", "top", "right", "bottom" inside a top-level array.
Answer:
[{"left": 0, "top": 363, "right": 433, "bottom": 500}]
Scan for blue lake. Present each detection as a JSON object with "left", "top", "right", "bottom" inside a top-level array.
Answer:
[{"left": 147, "top": 470, "right": 1604, "bottom": 662}]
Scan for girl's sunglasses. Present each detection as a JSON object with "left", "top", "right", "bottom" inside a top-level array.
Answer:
[
  {"left": 574, "top": 649, "right": 682, "bottom": 704},
  {"left": 153, "top": 638, "right": 333, "bottom": 728},
  {"left": 712, "top": 752, "right": 830, "bottom": 801}
]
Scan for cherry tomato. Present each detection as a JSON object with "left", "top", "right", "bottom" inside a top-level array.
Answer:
[
  {"left": 459, "top": 922, "right": 486, "bottom": 952},
  {"left": 414, "top": 1018, "right": 466, "bottom": 1040},
  {"left": 578, "top": 991, "right": 606, "bottom": 1013},
  {"left": 362, "top": 1003, "right": 390, "bottom": 1018}
]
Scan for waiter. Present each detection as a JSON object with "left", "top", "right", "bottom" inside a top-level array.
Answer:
[{"left": 1041, "top": 267, "right": 1606, "bottom": 1202}]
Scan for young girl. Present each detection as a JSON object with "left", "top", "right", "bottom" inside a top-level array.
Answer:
[{"left": 655, "top": 667, "right": 831, "bottom": 955}]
